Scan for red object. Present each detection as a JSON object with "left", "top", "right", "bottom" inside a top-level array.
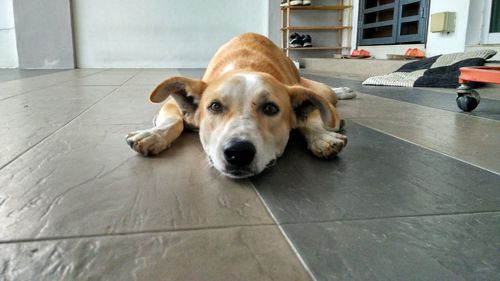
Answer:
[
  {"left": 459, "top": 66, "right": 500, "bottom": 84},
  {"left": 404, "top": 48, "right": 425, "bottom": 58},
  {"left": 351, "top": 49, "right": 370, "bottom": 57}
]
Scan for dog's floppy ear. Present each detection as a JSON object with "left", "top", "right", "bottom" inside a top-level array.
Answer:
[
  {"left": 288, "top": 85, "right": 337, "bottom": 129},
  {"left": 150, "top": 77, "right": 208, "bottom": 113}
]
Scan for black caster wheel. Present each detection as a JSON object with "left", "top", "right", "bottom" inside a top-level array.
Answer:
[{"left": 456, "top": 85, "right": 480, "bottom": 112}]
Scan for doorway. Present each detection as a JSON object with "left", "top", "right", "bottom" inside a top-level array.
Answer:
[{"left": 483, "top": 0, "right": 500, "bottom": 43}]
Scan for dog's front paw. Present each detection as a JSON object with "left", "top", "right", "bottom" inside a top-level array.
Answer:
[
  {"left": 126, "top": 129, "right": 169, "bottom": 156},
  {"left": 308, "top": 131, "right": 347, "bottom": 159},
  {"left": 332, "top": 87, "right": 357, "bottom": 100}
]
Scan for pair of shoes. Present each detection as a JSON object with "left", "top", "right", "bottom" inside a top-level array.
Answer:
[
  {"left": 289, "top": 33, "right": 312, "bottom": 48},
  {"left": 405, "top": 48, "right": 425, "bottom": 58},
  {"left": 351, "top": 49, "right": 370, "bottom": 57},
  {"left": 280, "top": 0, "right": 311, "bottom": 7}
]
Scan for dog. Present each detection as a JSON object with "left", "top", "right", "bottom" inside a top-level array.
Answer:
[{"left": 126, "top": 33, "right": 355, "bottom": 178}]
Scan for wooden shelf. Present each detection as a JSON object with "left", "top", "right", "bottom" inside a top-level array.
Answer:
[
  {"left": 280, "top": 5, "right": 352, "bottom": 11},
  {"left": 280, "top": 0, "right": 352, "bottom": 57},
  {"left": 282, "top": 26, "right": 352, "bottom": 31},
  {"left": 284, "top": 46, "right": 343, "bottom": 51}
]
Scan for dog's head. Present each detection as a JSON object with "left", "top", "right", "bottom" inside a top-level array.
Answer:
[{"left": 150, "top": 72, "right": 336, "bottom": 178}]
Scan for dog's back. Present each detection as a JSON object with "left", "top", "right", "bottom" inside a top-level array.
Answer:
[{"left": 203, "top": 33, "right": 300, "bottom": 85}]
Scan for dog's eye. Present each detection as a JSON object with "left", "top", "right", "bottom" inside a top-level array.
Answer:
[
  {"left": 208, "top": 101, "right": 223, "bottom": 113},
  {"left": 261, "top": 102, "right": 279, "bottom": 116}
]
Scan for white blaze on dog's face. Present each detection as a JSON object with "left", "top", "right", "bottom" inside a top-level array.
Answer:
[{"left": 198, "top": 73, "right": 294, "bottom": 178}]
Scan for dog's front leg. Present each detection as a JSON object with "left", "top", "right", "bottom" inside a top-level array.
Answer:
[
  {"left": 126, "top": 100, "right": 184, "bottom": 156},
  {"left": 299, "top": 111, "right": 347, "bottom": 159}
]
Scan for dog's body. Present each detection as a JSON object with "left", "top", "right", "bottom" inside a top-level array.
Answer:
[{"left": 127, "top": 33, "right": 354, "bottom": 178}]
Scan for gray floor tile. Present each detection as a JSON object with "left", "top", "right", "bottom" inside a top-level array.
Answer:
[
  {"left": 0, "top": 69, "right": 105, "bottom": 100},
  {"left": 283, "top": 212, "right": 500, "bottom": 281},
  {"left": 303, "top": 73, "right": 500, "bottom": 121},
  {"left": 0, "top": 69, "right": 65, "bottom": 83},
  {"left": 178, "top": 68, "right": 205, "bottom": 79},
  {"left": 430, "top": 85, "right": 500, "bottom": 101},
  {"left": 0, "top": 124, "right": 272, "bottom": 241},
  {"left": 63, "top": 69, "right": 139, "bottom": 86},
  {"left": 0, "top": 225, "right": 312, "bottom": 281},
  {"left": 335, "top": 93, "right": 500, "bottom": 174},
  {"left": 252, "top": 122, "right": 500, "bottom": 223},
  {"left": 75, "top": 85, "right": 162, "bottom": 125},
  {"left": 0, "top": 85, "right": 116, "bottom": 168},
  {"left": 2, "top": 68, "right": 497, "bottom": 280},
  {"left": 0, "top": 68, "right": 308, "bottom": 279},
  {"left": 122, "top": 69, "right": 181, "bottom": 86}
]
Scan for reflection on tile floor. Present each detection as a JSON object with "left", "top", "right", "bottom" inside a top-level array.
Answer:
[{"left": 0, "top": 69, "right": 498, "bottom": 280}]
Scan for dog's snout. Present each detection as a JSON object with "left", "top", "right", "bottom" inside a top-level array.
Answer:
[{"left": 223, "top": 139, "right": 256, "bottom": 167}]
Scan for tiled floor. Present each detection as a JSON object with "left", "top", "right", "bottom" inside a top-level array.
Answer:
[{"left": 0, "top": 69, "right": 498, "bottom": 280}]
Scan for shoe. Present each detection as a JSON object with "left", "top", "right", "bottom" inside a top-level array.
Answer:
[
  {"left": 351, "top": 49, "right": 370, "bottom": 57},
  {"left": 302, "top": 34, "right": 312, "bottom": 47},
  {"left": 280, "top": 0, "right": 303, "bottom": 7},
  {"left": 303, "top": 0, "right": 311, "bottom": 5},
  {"left": 289, "top": 33, "right": 303, "bottom": 48},
  {"left": 290, "top": 0, "right": 304, "bottom": 5},
  {"left": 404, "top": 48, "right": 425, "bottom": 58}
]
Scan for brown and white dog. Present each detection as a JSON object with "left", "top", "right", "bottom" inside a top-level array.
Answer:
[{"left": 126, "top": 33, "right": 355, "bottom": 178}]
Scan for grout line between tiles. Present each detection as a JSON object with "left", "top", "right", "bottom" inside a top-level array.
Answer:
[
  {"left": 0, "top": 223, "right": 276, "bottom": 245},
  {"left": 0, "top": 71, "right": 137, "bottom": 171},
  {"left": 0, "top": 70, "right": 66, "bottom": 83},
  {"left": 351, "top": 120, "right": 500, "bottom": 175},
  {"left": 250, "top": 183, "right": 318, "bottom": 281},
  {"left": 0, "top": 69, "right": 110, "bottom": 102},
  {"left": 278, "top": 209, "right": 500, "bottom": 226},
  {"left": 252, "top": 178, "right": 500, "bottom": 281}
]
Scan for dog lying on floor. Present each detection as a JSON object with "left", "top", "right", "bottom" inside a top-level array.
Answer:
[{"left": 126, "top": 33, "right": 356, "bottom": 178}]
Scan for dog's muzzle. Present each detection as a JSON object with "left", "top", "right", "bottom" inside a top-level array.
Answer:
[{"left": 223, "top": 139, "right": 256, "bottom": 167}]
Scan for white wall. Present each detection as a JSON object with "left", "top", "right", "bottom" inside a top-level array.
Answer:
[
  {"left": 72, "top": 0, "right": 269, "bottom": 68},
  {"left": 425, "top": 0, "right": 470, "bottom": 57},
  {"left": 350, "top": 0, "right": 359, "bottom": 50},
  {"left": 268, "top": 0, "right": 281, "bottom": 46},
  {"left": 0, "top": 0, "right": 18, "bottom": 68}
]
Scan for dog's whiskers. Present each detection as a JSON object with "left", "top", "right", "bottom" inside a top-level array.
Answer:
[{"left": 205, "top": 156, "right": 215, "bottom": 168}]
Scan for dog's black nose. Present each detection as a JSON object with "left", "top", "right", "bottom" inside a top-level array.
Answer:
[{"left": 223, "top": 140, "right": 256, "bottom": 167}]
